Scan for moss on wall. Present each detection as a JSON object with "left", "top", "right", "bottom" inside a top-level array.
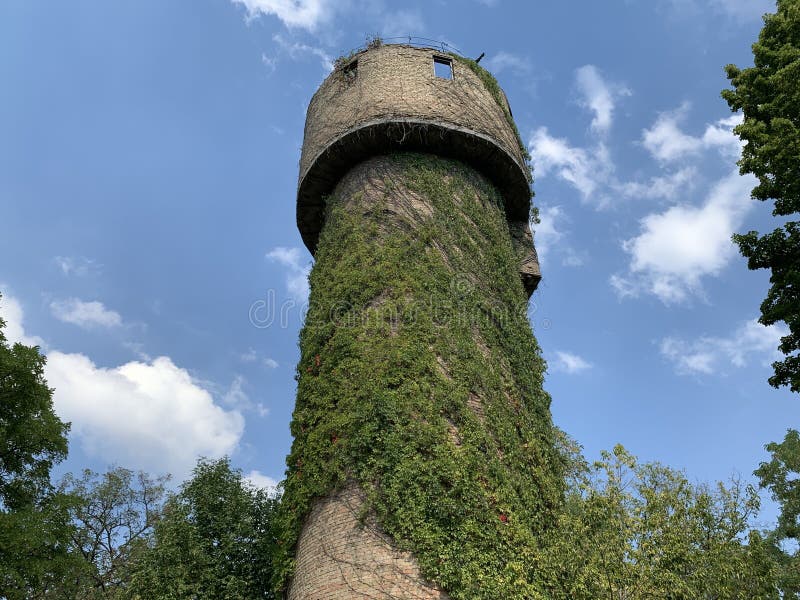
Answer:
[{"left": 274, "top": 153, "right": 563, "bottom": 599}]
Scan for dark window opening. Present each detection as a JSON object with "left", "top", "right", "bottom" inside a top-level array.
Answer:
[
  {"left": 433, "top": 56, "right": 453, "bottom": 80},
  {"left": 343, "top": 60, "right": 357, "bottom": 80}
]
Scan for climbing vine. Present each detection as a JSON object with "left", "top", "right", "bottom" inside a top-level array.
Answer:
[{"left": 273, "top": 153, "right": 564, "bottom": 598}]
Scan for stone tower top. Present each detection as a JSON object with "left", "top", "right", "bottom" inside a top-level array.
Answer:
[{"left": 297, "top": 43, "right": 533, "bottom": 258}]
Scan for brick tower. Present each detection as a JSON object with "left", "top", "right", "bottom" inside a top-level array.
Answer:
[{"left": 275, "top": 43, "right": 563, "bottom": 599}]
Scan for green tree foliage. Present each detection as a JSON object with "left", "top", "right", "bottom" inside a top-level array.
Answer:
[
  {"left": 127, "top": 457, "right": 278, "bottom": 600},
  {"left": 0, "top": 293, "right": 73, "bottom": 597},
  {"left": 35, "top": 468, "right": 169, "bottom": 599},
  {"left": 722, "top": 0, "right": 800, "bottom": 392},
  {"left": 544, "top": 444, "right": 778, "bottom": 599},
  {"left": 756, "top": 429, "right": 800, "bottom": 597}
]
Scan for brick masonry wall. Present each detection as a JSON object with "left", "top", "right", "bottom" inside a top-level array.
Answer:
[
  {"left": 287, "top": 483, "right": 448, "bottom": 600},
  {"left": 297, "top": 44, "right": 540, "bottom": 295},
  {"left": 299, "top": 45, "right": 525, "bottom": 184}
]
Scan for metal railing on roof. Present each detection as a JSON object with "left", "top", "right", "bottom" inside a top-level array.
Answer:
[{"left": 344, "top": 36, "right": 464, "bottom": 58}]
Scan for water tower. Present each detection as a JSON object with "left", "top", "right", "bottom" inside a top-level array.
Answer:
[{"left": 276, "top": 42, "right": 562, "bottom": 599}]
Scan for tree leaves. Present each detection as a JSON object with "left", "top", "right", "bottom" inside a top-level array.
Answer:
[{"left": 723, "top": 0, "right": 800, "bottom": 392}]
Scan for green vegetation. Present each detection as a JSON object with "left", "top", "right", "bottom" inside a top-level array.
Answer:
[
  {"left": 723, "top": 0, "right": 800, "bottom": 392},
  {"left": 0, "top": 294, "right": 73, "bottom": 598},
  {"left": 0, "top": 284, "right": 785, "bottom": 597},
  {"left": 545, "top": 443, "right": 777, "bottom": 599},
  {"left": 273, "top": 153, "right": 566, "bottom": 598},
  {"left": 50, "top": 468, "right": 170, "bottom": 599},
  {"left": 127, "top": 458, "right": 278, "bottom": 600},
  {"left": 755, "top": 429, "right": 800, "bottom": 597}
]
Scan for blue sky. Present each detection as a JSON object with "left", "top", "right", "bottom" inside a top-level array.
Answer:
[{"left": 0, "top": 0, "right": 795, "bottom": 524}]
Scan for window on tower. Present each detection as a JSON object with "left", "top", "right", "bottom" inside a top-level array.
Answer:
[
  {"left": 342, "top": 59, "right": 357, "bottom": 81},
  {"left": 433, "top": 56, "right": 453, "bottom": 79}
]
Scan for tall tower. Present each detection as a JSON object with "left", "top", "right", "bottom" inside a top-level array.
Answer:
[{"left": 275, "top": 43, "right": 563, "bottom": 599}]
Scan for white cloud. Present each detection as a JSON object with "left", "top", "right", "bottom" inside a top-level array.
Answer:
[
  {"left": 611, "top": 170, "right": 756, "bottom": 303},
  {"left": 614, "top": 167, "right": 697, "bottom": 201},
  {"left": 267, "top": 246, "right": 311, "bottom": 302},
  {"left": 575, "top": 65, "right": 630, "bottom": 135},
  {"left": 231, "top": 0, "right": 331, "bottom": 30},
  {"left": 484, "top": 51, "right": 530, "bottom": 74},
  {"left": 531, "top": 128, "right": 695, "bottom": 206},
  {"left": 47, "top": 352, "right": 244, "bottom": 477},
  {"left": 532, "top": 205, "right": 564, "bottom": 262},
  {"left": 261, "top": 53, "right": 278, "bottom": 74},
  {"left": 552, "top": 351, "right": 593, "bottom": 374},
  {"left": 240, "top": 348, "right": 279, "bottom": 369},
  {"left": 660, "top": 319, "right": 787, "bottom": 375},
  {"left": 2, "top": 293, "right": 246, "bottom": 479},
  {"left": 1, "top": 293, "right": 45, "bottom": 347},
  {"left": 223, "top": 375, "right": 269, "bottom": 417},
  {"left": 530, "top": 127, "right": 614, "bottom": 202},
  {"left": 532, "top": 205, "right": 584, "bottom": 267},
  {"left": 50, "top": 298, "right": 123, "bottom": 329},
  {"left": 54, "top": 256, "right": 100, "bottom": 277},
  {"left": 642, "top": 104, "right": 742, "bottom": 163},
  {"left": 272, "top": 33, "right": 333, "bottom": 71},
  {"left": 245, "top": 469, "right": 280, "bottom": 494}
]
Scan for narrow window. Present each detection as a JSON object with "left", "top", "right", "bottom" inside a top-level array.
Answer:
[
  {"left": 433, "top": 56, "right": 453, "bottom": 80},
  {"left": 343, "top": 59, "right": 357, "bottom": 81}
]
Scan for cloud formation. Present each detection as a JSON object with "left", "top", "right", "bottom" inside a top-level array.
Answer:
[
  {"left": 1, "top": 293, "right": 45, "bottom": 347},
  {"left": 641, "top": 104, "right": 742, "bottom": 163},
  {"left": 267, "top": 246, "right": 311, "bottom": 302},
  {"left": 552, "top": 351, "right": 593, "bottom": 374},
  {"left": 574, "top": 65, "right": 630, "bottom": 135},
  {"left": 2, "top": 294, "right": 245, "bottom": 478},
  {"left": 611, "top": 170, "right": 755, "bottom": 303},
  {"left": 530, "top": 128, "right": 614, "bottom": 202},
  {"left": 54, "top": 256, "right": 101, "bottom": 278},
  {"left": 47, "top": 352, "right": 244, "bottom": 477},
  {"left": 231, "top": 0, "right": 330, "bottom": 30},
  {"left": 660, "top": 319, "right": 786, "bottom": 375},
  {"left": 50, "top": 298, "right": 123, "bottom": 329},
  {"left": 271, "top": 33, "right": 333, "bottom": 71},
  {"left": 245, "top": 469, "right": 280, "bottom": 494}
]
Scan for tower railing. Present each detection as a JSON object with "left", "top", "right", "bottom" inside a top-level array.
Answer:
[{"left": 342, "top": 36, "right": 465, "bottom": 58}]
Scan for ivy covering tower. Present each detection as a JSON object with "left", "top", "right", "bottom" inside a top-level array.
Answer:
[{"left": 274, "top": 42, "right": 564, "bottom": 599}]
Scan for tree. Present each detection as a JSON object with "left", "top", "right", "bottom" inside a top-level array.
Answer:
[
  {"left": 544, "top": 445, "right": 779, "bottom": 599},
  {"left": 722, "top": 0, "right": 800, "bottom": 392},
  {"left": 34, "top": 468, "right": 170, "bottom": 599},
  {"left": 0, "top": 293, "right": 73, "bottom": 597},
  {"left": 756, "top": 429, "right": 800, "bottom": 597},
  {"left": 127, "top": 457, "right": 279, "bottom": 600}
]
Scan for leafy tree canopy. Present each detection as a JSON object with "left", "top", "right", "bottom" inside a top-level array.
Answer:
[
  {"left": 544, "top": 444, "right": 779, "bottom": 599},
  {"left": 723, "top": 0, "right": 800, "bottom": 392},
  {"left": 756, "top": 429, "right": 800, "bottom": 597},
  {"left": 127, "top": 457, "right": 279, "bottom": 600},
  {"left": 0, "top": 293, "right": 73, "bottom": 598}
]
